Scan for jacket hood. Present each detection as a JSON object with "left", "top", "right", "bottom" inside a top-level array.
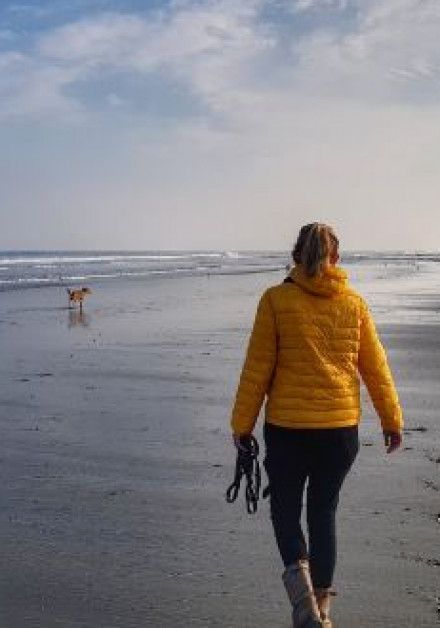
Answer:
[{"left": 289, "top": 264, "right": 349, "bottom": 297}]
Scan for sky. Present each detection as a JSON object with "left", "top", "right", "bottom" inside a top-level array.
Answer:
[{"left": 1, "top": 0, "right": 440, "bottom": 251}]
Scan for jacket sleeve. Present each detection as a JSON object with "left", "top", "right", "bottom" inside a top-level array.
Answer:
[
  {"left": 230, "top": 290, "right": 277, "bottom": 435},
  {"left": 358, "top": 301, "right": 403, "bottom": 433}
]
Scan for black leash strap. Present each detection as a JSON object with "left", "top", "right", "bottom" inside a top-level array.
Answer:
[{"left": 226, "top": 436, "right": 262, "bottom": 514}]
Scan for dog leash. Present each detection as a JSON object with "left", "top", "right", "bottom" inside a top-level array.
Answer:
[{"left": 226, "top": 436, "right": 263, "bottom": 514}]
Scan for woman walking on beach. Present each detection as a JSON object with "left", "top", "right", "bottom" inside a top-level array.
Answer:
[{"left": 230, "top": 223, "right": 403, "bottom": 627}]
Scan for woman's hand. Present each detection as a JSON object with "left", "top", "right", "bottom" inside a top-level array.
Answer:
[
  {"left": 383, "top": 431, "right": 402, "bottom": 454},
  {"left": 232, "top": 433, "right": 252, "bottom": 451}
]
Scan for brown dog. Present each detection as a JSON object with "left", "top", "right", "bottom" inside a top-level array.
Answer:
[{"left": 67, "top": 287, "right": 92, "bottom": 311}]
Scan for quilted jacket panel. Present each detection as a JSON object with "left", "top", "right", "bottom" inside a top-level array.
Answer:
[{"left": 230, "top": 264, "right": 403, "bottom": 435}]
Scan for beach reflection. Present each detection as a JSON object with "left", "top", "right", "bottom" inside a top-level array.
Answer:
[{"left": 68, "top": 308, "right": 89, "bottom": 328}]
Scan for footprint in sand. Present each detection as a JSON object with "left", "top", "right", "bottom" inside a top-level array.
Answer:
[
  {"left": 404, "top": 426, "right": 428, "bottom": 434},
  {"left": 423, "top": 479, "right": 439, "bottom": 492}
]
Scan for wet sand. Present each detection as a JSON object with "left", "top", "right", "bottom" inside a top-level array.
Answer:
[{"left": 0, "top": 272, "right": 438, "bottom": 627}]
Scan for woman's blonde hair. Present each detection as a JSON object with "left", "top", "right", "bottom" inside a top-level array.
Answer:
[{"left": 292, "top": 223, "right": 339, "bottom": 277}]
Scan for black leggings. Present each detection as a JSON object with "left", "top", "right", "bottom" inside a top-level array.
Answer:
[{"left": 264, "top": 422, "right": 359, "bottom": 589}]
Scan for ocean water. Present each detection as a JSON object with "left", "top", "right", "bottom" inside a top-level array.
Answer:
[
  {"left": 0, "top": 250, "right": 285, "bottom": 289},
  {"left": 1, "top": 249, "right": 439, "bottom": 289},
  {"left": 1, "top": 249, "right": 440, "bottom": 323}
]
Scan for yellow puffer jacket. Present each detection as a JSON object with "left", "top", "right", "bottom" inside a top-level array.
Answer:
[{"left": 231, "top": 264, "right": 403, "bottom": 435}]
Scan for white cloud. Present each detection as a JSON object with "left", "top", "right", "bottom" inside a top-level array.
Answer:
[
  {"left": 1, "top": 0, "right": 440, "bottom": 122},
  {"left": 38, "top": 1, "right": 273, "bottom": 113},
  {"left": 287, "top": 0, "right": 440, "bottom": 101},
  {"left": 0, "top": 1, "right": 273, "bottom": 120},
  {"left": 0, "top": 49, "right": 84, "bottom": 119},
  {"left": 290, "top": 0, "right": 348, "bottom": 12}
]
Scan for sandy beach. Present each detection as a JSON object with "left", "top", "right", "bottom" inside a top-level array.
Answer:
[{"left": 0, "top": 270, "right": 439, "bottom": 627}]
